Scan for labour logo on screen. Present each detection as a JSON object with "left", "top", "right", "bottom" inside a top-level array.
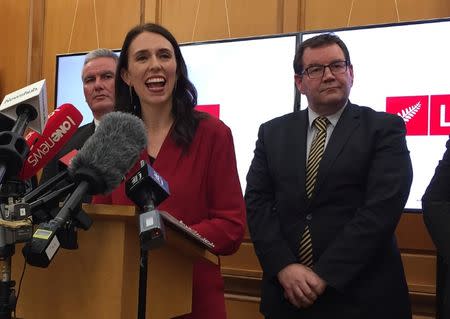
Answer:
[
  {"left": 386, "top": 95, "right": 450, "bottom": 136},
  {"left": 386, "top": 96, "right": 428, "bottom": 135},
  {"left": 194, "top": 104, "right": 220, "bottom": 118},
  {"left": 430, "top": 95, "right": 450, "bottom": 135}
]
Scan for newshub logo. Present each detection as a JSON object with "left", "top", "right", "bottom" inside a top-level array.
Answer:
[{"left": 386, "top": 95, "right": 450, "bottom": 136}]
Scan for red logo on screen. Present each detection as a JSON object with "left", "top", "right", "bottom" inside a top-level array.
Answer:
[
  {"left": 386, "top": 96, "right": 428, "bottom": 135},
  {"left": 195, "top": 104, "right": 220, "bottom": 118},
  {"left": 430, "top": 95, "right": 450, "bottom": 135},
  {"left": 386, "top": 95, "right": 450, "bottom": 136}
]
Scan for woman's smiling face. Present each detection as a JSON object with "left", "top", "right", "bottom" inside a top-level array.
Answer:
[{"left": 121, "top": 31, "right": 178, "bottom": 108}]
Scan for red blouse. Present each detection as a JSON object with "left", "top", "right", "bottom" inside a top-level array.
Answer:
[{"left": 93, "top": 115, "right": 246, "bottom": 318}]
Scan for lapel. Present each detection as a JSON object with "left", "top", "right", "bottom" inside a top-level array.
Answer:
[
  {"left": 68, "top": 121, "right": 96, "bottom": 150},
  {"left": 289, "top": 110, "right": 309, "bottom": 203},
  {"left": 307, "top": 102, "right": 361, "bottom": 205},
  {"left": 151, "top": 127, "right": 183, "bottom": 177},
  {"left": 84, "top": 122, "right": 96, "bottom": 137}
]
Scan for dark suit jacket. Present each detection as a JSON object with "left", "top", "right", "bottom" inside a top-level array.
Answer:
[
  {"left": 245, "top": 102, "right": 413, "bottom": 319},
  {"left": 40, "top": 121, "right": 95, "bottom": 209},
  {"left": 422, "top": 137, "right": 450, "bottom": 319}
]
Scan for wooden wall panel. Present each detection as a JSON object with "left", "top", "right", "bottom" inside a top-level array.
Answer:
[
  {"left": 221, "top": 212, "right": 438, "bottom": 317},
  {"left": 42, "top": 0, "right": 141, "bottom": 111},
  {"left": 30, "top": 0, "right": 45, "bottom": 84},
  {"left": 302, "top": 0, "right": 450, "bottom": 31},
  {"left": 396, "top": 0, "right": 450, "bottom": 22},
  {"left": 402, "top": 253, "right": 436, "bottom": 294},
  {"left": 221, "top": 242, "right": 262, "bottom": 277},
  {"left": 396, "top": 212, "right": 436, "bottom": 252},
  {"left": 224, "top": 0, "right": 283, "bottom": 38},
  {"left": 156, "top": 0, "right": 203, "bottom": 42},
  {"left": 144, "top": 0, "right": 159, "bottom": 23},
  {"left": 225, "top": 295, "right": 264, "bottom": 319},
  {"left": 283, "top": 0, "right": 301, "bottom": 32},
  {"left": 155, "top": 0, "right": 285, "bottom": 43},
  {"left": 303, "top": 0, "right": 355, "bottom": 31},
  {"left": 0, "top": 0, "right": 30, "bottom": 98}
]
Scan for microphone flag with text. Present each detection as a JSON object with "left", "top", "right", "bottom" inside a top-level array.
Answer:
[
  {"left": 19, "top": 103, "right": 83, "bottom": 180},
  {"left": 0, "top": 79, "right": 47, "bottom": 134},
  {"left": 0, "top": 80, "right": 47, "bottom": 184},
  {"left": 22, "top": 112, "right": 147, "bottom": 267}
]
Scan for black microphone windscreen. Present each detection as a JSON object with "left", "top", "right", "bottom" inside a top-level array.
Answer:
[
  {"left": 69, "top": 112, "right": 147, "bottom": 194},
  {"left": 0, "top": 113, "right": 14, "bottom": 132}
]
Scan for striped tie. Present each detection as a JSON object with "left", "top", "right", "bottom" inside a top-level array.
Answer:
[{"left": 299, "top": 116, "right": 329, "bottom": 267}]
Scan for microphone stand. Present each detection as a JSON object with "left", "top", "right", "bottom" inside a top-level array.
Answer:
[
  {"left": 0, "top": 104, "right": 39, "bottom": 319},
  {"left": 124, "top": 163, "right": 169, "bottom": 319},
  {"left": 0, "top": 179, "right": 32, "bottom": 319},
  {"left": 0, "top": 228, "right": 16, "bottom": 319},
  {"left": 136, "top": 203, "right": 165, "bottom": 319},
  {"left": 137, "top": 246, "right": 148, "bottom": 319}
]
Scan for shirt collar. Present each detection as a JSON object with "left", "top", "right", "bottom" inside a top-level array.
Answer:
[
  {"left": 93, "top": 117, "right": 100, "bottom": 130},
  {"left": 307, "top": 100, "right": 348, "bottom": 129}
]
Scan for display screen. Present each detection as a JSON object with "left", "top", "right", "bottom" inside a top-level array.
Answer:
[
  {"left": 55, "top": 34, "right": 299, "bottom": 193},
  {"left": 301, "top": 18, "right": 450, "bottom": 211}
]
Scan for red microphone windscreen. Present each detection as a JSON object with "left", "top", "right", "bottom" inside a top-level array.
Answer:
[
  {"left": 24, "top": 130, "right": 41, "bottom": 148},
  {"left": 19, "top": 104, "right": 83, "bottom": 180}
]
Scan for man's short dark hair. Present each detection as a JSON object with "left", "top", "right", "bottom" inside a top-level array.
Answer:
[{"left": 293, "top": 33, "right": 351, "bottom": 75}]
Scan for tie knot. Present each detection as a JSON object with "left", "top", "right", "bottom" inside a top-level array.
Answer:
[{"left": 314, "top": 116, "right": 329, "bottom": 132}]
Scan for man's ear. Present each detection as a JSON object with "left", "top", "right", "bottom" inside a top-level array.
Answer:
[
  {"left": 294, "top": 74, "right": 305, "bottom": 94},
  {"left": 348, "top": 64, "right": 354, "bottom": 87}
]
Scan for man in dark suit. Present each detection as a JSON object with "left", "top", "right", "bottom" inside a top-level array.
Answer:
[
  {"left": 422, "top": 138, "right": 450, "bottom": 319},
  {"left": 245, "top": 33, "right": 413, "bottom": 319},
  {"left": 40, "top": 48, "right": 118, "bottom": 186}
]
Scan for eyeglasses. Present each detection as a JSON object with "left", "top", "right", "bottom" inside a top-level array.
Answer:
[{"left": 301, "top": 61, "right": 349, "bottom": 79}]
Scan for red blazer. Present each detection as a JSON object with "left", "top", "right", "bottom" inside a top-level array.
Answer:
[{"left": 93, "top": 116, "right": 246, "bottom": 319}]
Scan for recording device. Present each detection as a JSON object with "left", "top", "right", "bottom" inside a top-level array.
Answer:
[
  {"left": 23, "top": 112, "right": 147, "bottom": 267},
  {"left": 0, "top": 200, "right": 33, "bottom": 246},
  {"left": 125, "top": 161, "right": 170, "bottom": 251}
]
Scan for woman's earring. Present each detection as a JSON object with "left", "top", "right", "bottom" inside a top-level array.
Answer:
[
  {"left": 129, "top": 85, "right": 134, "bottom": 107},
  {"left": 173, "top": 80, "right": 178, "bottom": 94}
]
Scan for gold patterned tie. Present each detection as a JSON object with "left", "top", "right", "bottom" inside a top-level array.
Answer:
[{"left": 299, "top": 116, "right": 329, "bottom": 267}]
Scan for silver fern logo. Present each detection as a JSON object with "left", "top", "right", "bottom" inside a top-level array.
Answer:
[{"left": 397, "top": 101, "right": 422, "bottom": 123}]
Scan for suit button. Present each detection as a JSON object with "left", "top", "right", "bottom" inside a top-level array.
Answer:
[{"left": 306, "top": 214, "right": 312, "bottom": 220}]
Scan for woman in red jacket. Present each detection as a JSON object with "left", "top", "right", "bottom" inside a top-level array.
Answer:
[{"left": 93, "top": 23, "right": 246, "bottom": 319}]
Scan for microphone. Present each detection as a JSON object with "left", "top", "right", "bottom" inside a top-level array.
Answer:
[
  {"left": 0, "top": 79, "right": 47, "bottom": 134},
  {"left": 19, "top": 103, "right": 83, "bottom": 180},
  {"left": 125, "top": 161, "right": 215, "bottom": 251},
  {"left": 23, "top": 112, "right": 147, "bottom": 267},
  {"left": 0, "top": 114, "right": 14, "bottom": 132},
  {"left": 22, "top": 150, "right": 88, "bottom": 249},
  {"left": 125, "top": 161, "right": 170, "bottom": 251},
  {"left": 24, "top": 130, "right": 40, "bottom": 148}
]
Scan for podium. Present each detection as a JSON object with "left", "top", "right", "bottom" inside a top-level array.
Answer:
[{"left": 12, "top": 204, "right": 218, "bottom": 319}]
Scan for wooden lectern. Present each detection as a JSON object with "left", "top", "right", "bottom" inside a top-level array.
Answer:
[{"left": 12, "top": 204, "right": 218, "bottom": 319}]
